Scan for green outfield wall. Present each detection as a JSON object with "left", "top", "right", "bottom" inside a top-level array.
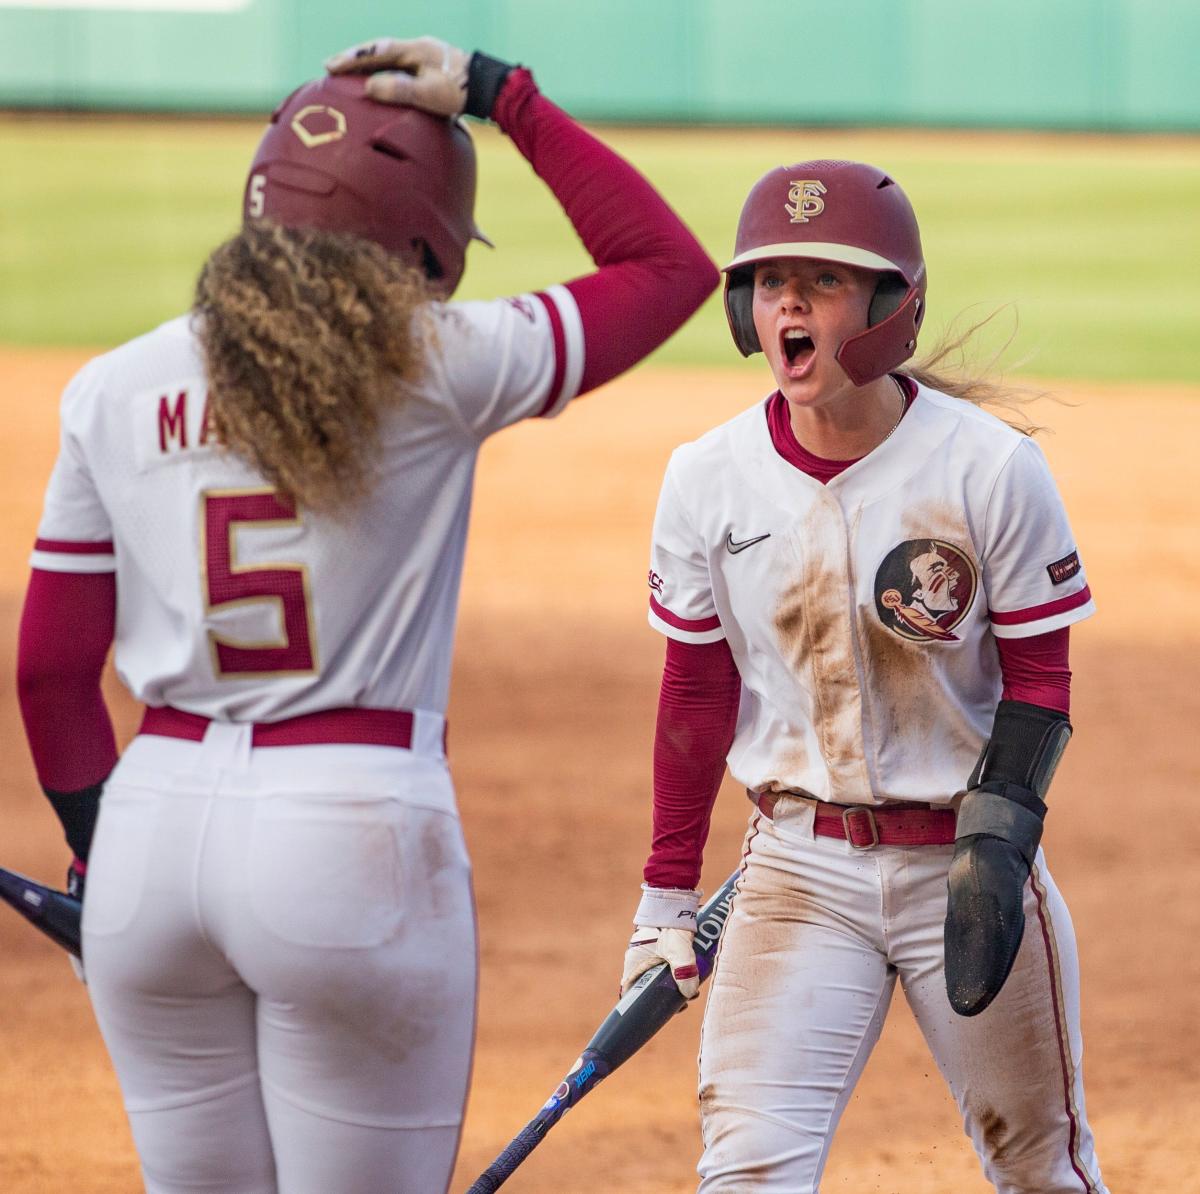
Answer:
[{"left": 0, "top": 0, "right": 1196, "bottom": 130}]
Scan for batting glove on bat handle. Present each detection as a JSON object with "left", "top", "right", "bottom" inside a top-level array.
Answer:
[
  {"left": 622, "top": 926, "right": 699, "bottom": 1000},
  {"left": 621, "top": 883, "right": 701, "bottom": 998},
  {"left": 324, "top": 36, "right": 515, "bottom": 120}
]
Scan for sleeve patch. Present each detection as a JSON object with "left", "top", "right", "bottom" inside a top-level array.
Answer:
[{"left": 1046, "top": 551, "right": 1081, "bottom": 586}]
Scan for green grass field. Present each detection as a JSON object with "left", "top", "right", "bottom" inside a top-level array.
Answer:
[{"left": 1, "top": 116, "right": 1197, "bottom": 382}]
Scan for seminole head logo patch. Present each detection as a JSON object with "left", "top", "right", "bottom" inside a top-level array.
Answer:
[{"left": 874, "top": 539, "right": 978, "bottom": 643}]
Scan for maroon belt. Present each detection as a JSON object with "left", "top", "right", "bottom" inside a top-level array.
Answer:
[
  {"left": 755, "top": 792, "right": 956, "bottom": 849},
  {"left": 140, "top": 705, "right": 419, "bottom": 749}
]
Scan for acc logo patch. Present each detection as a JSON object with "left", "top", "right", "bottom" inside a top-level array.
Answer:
[{"left": 873, "top": 539, "right": 978, "bottom": 643}]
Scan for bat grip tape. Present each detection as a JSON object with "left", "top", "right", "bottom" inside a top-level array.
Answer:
[{"left": 465, "top": 1124, "right": 544, "bottom": 1192}]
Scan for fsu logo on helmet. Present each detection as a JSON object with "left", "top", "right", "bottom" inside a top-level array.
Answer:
[
  {"left": 874, "top": 539, "right": 977, "bottom": 642},
  {"left": 785, "top": 179, "right": 827, "bottom": 223}
]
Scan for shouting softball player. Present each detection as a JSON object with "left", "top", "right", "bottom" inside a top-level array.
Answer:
[
  {"left": 16, "top": 36, "right": 716, "bottom": 1194},
  {"left": 620, "top": 161, "right": 1107, "bottom": 1192}
]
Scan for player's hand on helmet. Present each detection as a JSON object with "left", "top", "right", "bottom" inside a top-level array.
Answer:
[
  {"left": 325, "top": 36, "right": 516, "bottom": 122},
  {"left": 66, "top": 857, "right": 86, "bottom": 985},
  {"left": 326, "top": 36, "right": 470, "bottom": 116},
  {"left": 620, "top": 885, "right": 701, "bottom": 1000}
]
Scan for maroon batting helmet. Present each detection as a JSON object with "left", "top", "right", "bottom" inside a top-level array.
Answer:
[
  {"left": 723, "top": 160, "right": 927, "bottom": 385},
  {"left": 244, "top": 74, "right": 489, "bottom": 294}
]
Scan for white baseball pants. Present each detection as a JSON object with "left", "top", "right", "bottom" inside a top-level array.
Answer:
[
  {"left": 697, "top": 794, "right": 1107, "bottom": 1194},
  {"left": 82, "top": 725, "right": 477, "bottom": 1194}
]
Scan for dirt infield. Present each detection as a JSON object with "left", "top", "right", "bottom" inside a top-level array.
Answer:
[{"left": 0, "top": 347, "right": 1196, "bottom": 1192}]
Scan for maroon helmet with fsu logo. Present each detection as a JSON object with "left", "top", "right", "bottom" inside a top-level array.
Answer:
[
  {"left": 722, "top": 160, "right": 927, "bottom": 385},
  {"left": 243, "top": 73, "right": 490, "bottom": 294}
]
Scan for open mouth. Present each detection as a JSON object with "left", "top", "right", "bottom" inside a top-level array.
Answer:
[{"left": 781, "top": 328, "right": 815, "bottom": 369}]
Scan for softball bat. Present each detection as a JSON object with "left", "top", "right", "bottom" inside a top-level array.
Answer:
[
  {"left": 0, "top": 865, "right": 83, "bottom": 958},
  {"left": 464, "top": 868, "right": 740, "bottom": 1192}
]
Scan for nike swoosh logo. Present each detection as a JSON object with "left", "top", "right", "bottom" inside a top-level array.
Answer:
[{"left": 726, "top": 531, "right": 771, "bottom": 554}]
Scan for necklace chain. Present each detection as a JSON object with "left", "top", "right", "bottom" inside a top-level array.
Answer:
[{"left": 880, "top": 375, "right": 908, "bottom": 445}]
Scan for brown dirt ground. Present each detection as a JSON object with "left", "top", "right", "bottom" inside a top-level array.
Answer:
[{"left": 0, "top": 347, "right": 1197, "bottom": 1193}]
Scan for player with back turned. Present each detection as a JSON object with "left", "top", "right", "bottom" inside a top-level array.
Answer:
[
  {"left": 619, "top": 162, "right": 1108, "bottom": 1191},
  {"left": 15, "top": 36, "right": 716, "bottom": 1194}
]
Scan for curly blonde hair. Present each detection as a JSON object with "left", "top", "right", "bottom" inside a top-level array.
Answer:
[
  {"left": 904, "top": 307, "right": 1051, "bottom": 436},
  {"left": 194, "top": 222, "right": 430, "bottom": 512}
]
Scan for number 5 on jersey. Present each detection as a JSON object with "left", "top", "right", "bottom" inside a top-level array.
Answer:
[{"left": 201, "top": 488, "right": 318, "bottom": 678}]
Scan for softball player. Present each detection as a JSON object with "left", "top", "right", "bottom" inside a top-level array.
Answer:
[
  {"left": 16, "top": 37, "right": 716, "bottom": 1194},
  {"left": 621, "top": 161, "right": 1108, "bottom": 1192}
]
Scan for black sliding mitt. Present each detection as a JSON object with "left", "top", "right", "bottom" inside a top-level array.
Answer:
[{"left": 944, "top": 701, "right": 1071, "bottom": 1016}]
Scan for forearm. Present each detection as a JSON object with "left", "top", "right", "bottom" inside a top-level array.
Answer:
[
  {"left": 17, "top": 569, "right": 118, "bottom": 859},
  {"left": 644, "top": 637, "right": 740, "bottom": 890},
  {"left": 996, "top": 626, "right": 1071, "bottom": 714},
  {"left": 493, "top": 69, "right": 718, "bottom": 394}
]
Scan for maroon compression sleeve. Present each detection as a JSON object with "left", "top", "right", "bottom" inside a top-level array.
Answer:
[
  {"left": 17, "top": 569, "right": 118, "bottom": 791},
  {"left": 644, "top": 637, "right": 741, "bottom": 890},
  {"left": 996, "top": 627, "right": 1071, "bottom": 715},
  {"left": 493, "top": 69, "right": 718, "bottom": 395}
]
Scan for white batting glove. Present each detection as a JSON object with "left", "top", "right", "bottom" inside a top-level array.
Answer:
[
  {"left": 622, "top": 926, "right": 699, "bottom": 1000},
  {"left": 325, "top": 36, "right": 470, "bottom": 116},
  {"left": 620, "top": 885, "right": 701, "bottom": 1000}
]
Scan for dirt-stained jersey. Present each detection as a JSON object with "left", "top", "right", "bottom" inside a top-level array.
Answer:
[
  {"left": 646, "top": 384, "right": 1095, "bottom": 805},
  {"left": 33, "top": 288, "right": 584, "bottom": 723}
]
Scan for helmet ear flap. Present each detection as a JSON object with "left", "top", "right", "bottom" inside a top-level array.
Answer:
[
  {"left": 836, "top": 284, "right": 923, "bottom": 386},
  {"left": 724, "top": 268, "right": 761, "bottom": 357},
  {"left": 868, "top": 272, "right": 908, "bottom": 327}
]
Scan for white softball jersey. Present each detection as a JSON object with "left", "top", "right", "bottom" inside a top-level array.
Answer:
[
  {"left": 32, "top": 289, "right": 584, "bottom": 725},
  {"left": 647, "top": 385, "right": 1095, "bottom": 806}
]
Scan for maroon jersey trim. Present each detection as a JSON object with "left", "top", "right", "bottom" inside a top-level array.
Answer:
[
  {"left": 649, "top": 594, "right": 721, "bottom": 633},
  {"left": 533, "top": 290, "right": 567, "bottom": 416},
  {"left": 765, "top": 375, "right": 915, "bottom": 483},
  {"left": 989, "top": 585, "right": 1092, "bottom": 626},
  {"left": 33, "top": 538, "right": 115, "bottom": 555}
]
